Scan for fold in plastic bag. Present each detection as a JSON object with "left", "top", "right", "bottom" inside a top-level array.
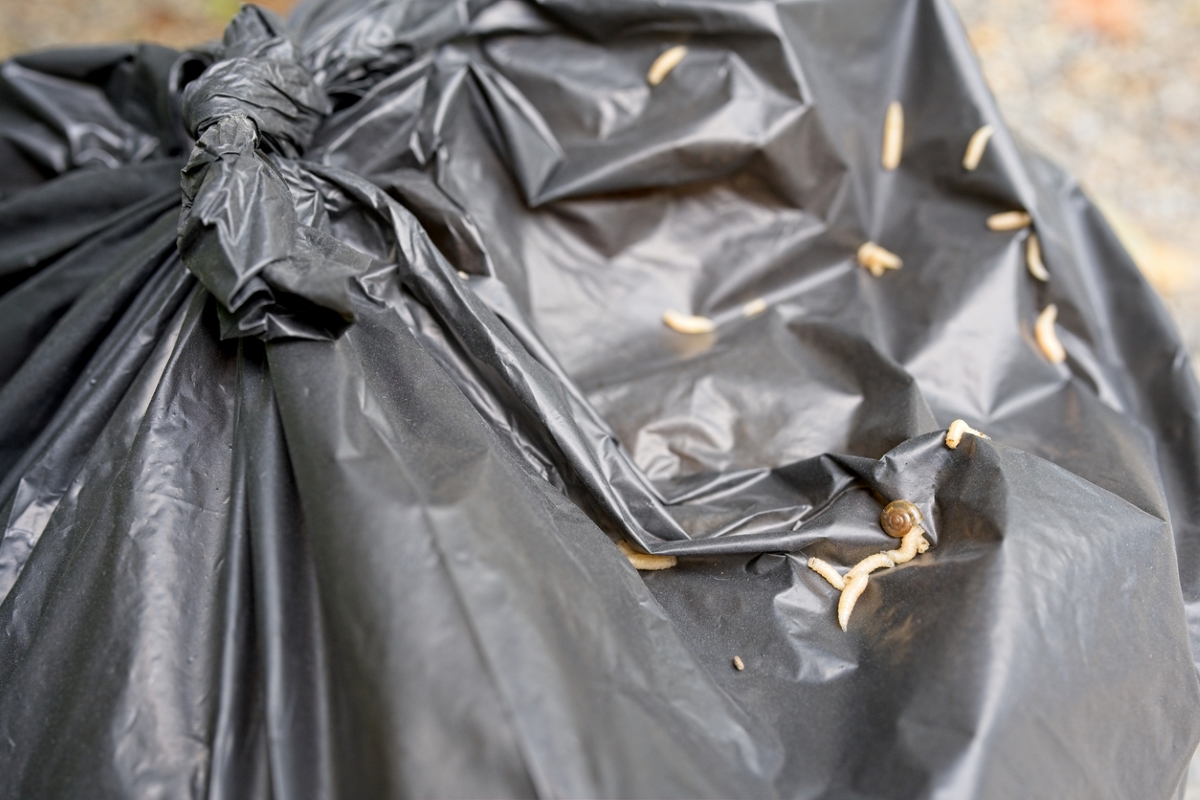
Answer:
[{"left": 2, "top": 1, "right": 1199, "bottom": 797}]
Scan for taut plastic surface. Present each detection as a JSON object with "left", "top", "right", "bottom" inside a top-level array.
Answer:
[{"left": 1, "top": 1, "right": 1199, "bottom": 798}]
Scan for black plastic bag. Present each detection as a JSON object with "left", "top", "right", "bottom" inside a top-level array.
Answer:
[{"left": 1, "top": 1, "right": 1199, "bottom": 797}]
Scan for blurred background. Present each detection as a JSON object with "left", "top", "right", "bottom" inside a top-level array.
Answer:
[{"left": 1, "top": 0, "right": 1198, "bottom": 789}]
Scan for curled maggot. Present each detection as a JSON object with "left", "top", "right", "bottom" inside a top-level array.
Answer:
[
  {"left": 987, "top": 210, "right": 1032, "bottom": 231},
  {"left": 662, "top": 309, "right": 716, "bottom": 334},
  {"left": 857, "top": 241, "right": 903, "bottom": 277},
  {"left": 617, "top": 539, "right": 677, "bottom": 571},
  {"left": 844, "top": 552, "right": 896, "bottom": 583},
  {"left": 1035, "top": 303, "right": 1066, "bottom": 364},
  {"left": 945, "top": 419, "right": 989, "bottom": 449},
  {"left": 807, "top": 557, "right": 846, "bottom": 590},
  {"left": 742, "top": 298, "right": 768, "bottom": 317},
  {"left": 838, "top": 573, "right": 870, "bottom": 631},
  {"left": 817, "top": 496, "right": 935, "bottom": 630},
  {"left": 962, "top": 124, "right": 994, "bottom": 171},
  {"left": 1026, "top": 232, "right": 1049, "bottom": 282},
  {"left": 647, "top": 45, "right": 688, "bottom": 86},
  {"left": 885, "top": 527, "right": 928, "bottom": 564}
]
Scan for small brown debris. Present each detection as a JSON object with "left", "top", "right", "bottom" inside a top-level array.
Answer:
[
  {"left": 732, "top": 656, "right": 745, "bottom": 671},
  {"left": 1035, "top": 303, "right": 1067, "bottom": 364},
  {"left": 987, "top": 210, "right": 1033, "bottom": 231},
  {"left": 662, "top": 309, "right": 716, "bottom": 334},
  {"left": 1026, "top": 233, "right": 1049, "bottom": 282},
  {"left": 882, "top": 101, "right": 904, "bottom": 170},
  {"left": 945, "top": 419, "right": 990, "bottom": 449},
  {"left": 647, "top": 45, "right": 688, "bottom": 86},
  {"left": 807, "top": 557, "right": 846, "bottom": 590},
  {"left": 857, "top": 241, "right": 903, "bottom": 277},
  {"left": 962, "top": 124, "right": 994, "bottom": 171},
  {"left": 742, "top": 298, "right": 768, "bottom": 317},
  {"left": 617, "top": 540, "right": 677, "bottom": 571}
]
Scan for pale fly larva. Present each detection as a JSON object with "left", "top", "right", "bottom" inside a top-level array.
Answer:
[
  {"left": 742, "top": 298, "right": 768, "bottom": 317},
  {"left": 617, "top": 540, "right": 677, "bottom": 571},
  {"left": 844, "top": 552, "right": 896, "bottom": 583},
  {"left": 1026, "top": 233, "right": 1049, "bottom": 282},
  {"left": 838, "top": 529, "right": 930, "bottom": 629},
  {"left": 857, "top": 241, "right": 903, "bottom": 277},
  {"left": 732, "top": 656, "right": 745, "bottom": 671},
  {"left": 457, "top": 270, "right": 469, "bottom": 280},
  {"left": 662, "top": 309, "right": 716, "bottom": 334},
  {"left": 807, "top": 557, "right": 846, "bottom": 590},
  {"left": 962, "top": 124, "right": 994, "bottom": 171},
  {"left": 647, "top": 45, "right": 688, "bottom": 86},
  {"left": 885, "top": 527, "right": 928, "bottom": 564},
  {"left": 838, "top": 574, "right": 870, "bottom": 631},
  {"left": 813, "top": 498, "right": 933, "bottom": 630},
  {"left": 1035, "top": 304, "right": 1066, "bottom": 364},
  {"left": 987, "top": 210, "right": 1032, "bottom": 231},
  {"left": 882, "top": 101, "right": 904, "bottom": 170},
  {"left": 945, "top": 419, "right": 989, "bottom": 449}
]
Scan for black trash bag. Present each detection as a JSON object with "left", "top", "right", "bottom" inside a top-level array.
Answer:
[{"left": 1, "top": 1, "right": 1199, "bottom": 797}]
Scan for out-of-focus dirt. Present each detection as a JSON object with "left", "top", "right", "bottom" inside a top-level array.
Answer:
[{"left": 0, "top": 0, "right": 295, "bottom": 58}]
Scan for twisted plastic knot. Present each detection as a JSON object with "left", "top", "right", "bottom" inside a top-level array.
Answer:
[
  {"left": 182, "top": 55, "right": 330, "bottom": 157},
  {"left": 176, "top": 5, "right": 368, "bottom": 342},
  {"left": 179, "top": 4, "right": 330, "bottom": 156}
]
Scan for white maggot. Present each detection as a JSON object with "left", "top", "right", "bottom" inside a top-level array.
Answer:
[
  {"left": 885, "top": 527, "right": 928, "bottom": 564},
  {"left": 662, "top": 309, "right": 716, "bottom": 334},
  {"left": 838, "top": 573, "right": 870, "bottom": 631},
  {"left": 1026, "top": 233, "right": 1049, "bottom": 282},
  {"left": 617, "top": 540, "right": 677, "bottom": 571},
  {"left": 945, "top": 419, "right": 989, "bottom": 449},
  {"left": 857, "top": 241, "right": 903, "bottom": 277},
  {"left": 1035, "top": 304, "right": 1066, "bottom": 364},
  {"left": 987, "top": 210, "right": 1032, "bottom": 231},
  {"left": 962, "top": 124, "right": 994, "bottom": 171},
  {"left": 807, "top": 557, "right": 846, "bottom": 590},
  {"left": 647, "top": 45, "right": 688, "bottom": 86},
  {"left": 844, "top": 552, "right": 896, "bottom": 583},
  {"left": 882, "top": 101, "right": 904, "bottom": 170},
  {"left": 742, "top": 298, "right": 768, "bottom": 317}
]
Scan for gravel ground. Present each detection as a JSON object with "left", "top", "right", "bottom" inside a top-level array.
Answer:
[
  {"left": 0, "top": 0, "right": 290, "bottom": 57},
  {"left": 2, "top": 0, "right": 1199, "bottom": 791}
]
